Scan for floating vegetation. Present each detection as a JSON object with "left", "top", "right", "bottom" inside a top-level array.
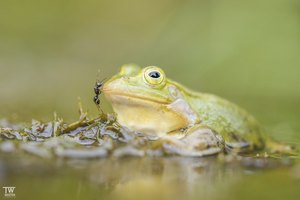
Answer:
[{"left": 0, "top": 102, "right": 217, "bottom": 158}]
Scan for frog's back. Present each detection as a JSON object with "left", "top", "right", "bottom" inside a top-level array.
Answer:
[{"left": 186, "top": 92, "right": 265, "bottom": 151}]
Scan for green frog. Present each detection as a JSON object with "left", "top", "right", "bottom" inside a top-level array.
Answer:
[{"left": 102, "top": 64, "right": 294, "bottom": 156}]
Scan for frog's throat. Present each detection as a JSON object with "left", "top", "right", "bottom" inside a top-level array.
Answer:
[
  {"left": 104, "top": 93, "right": 190, "bottom": 135},
  {"left": 104, "top": 91, "right": 200, "bottom": 128}
]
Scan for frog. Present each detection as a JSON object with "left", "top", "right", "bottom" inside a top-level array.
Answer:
[{"left": 102, "top": 64, "right": 294, "bottom": 156}]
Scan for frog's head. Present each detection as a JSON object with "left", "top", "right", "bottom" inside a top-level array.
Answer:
[{"left": 102, "top": 64, "right": 198, "bottom": 136}]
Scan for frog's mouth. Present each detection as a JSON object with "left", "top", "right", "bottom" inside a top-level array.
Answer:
[{"left": 103, "top": 90, "right": 170, "bottom": 105}]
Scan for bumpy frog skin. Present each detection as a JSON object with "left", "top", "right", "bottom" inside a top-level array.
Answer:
[{"left": 103, "top": 64, "right": 266, "bottom": 153}]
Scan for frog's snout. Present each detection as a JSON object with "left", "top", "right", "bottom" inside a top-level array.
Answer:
[
  {"left": 102, "top": 78, "right": 120, "bottom": 95},
  {"left": 102, "top": 81, "right": 112, "bottom": 94}
]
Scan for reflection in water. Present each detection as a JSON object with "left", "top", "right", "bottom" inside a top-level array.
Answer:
[{"left": 0, "top": 152, "right": 297, "bottom": 200}]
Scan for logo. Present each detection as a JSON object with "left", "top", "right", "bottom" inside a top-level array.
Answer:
[{"left": 2, "top": 187, "right": 16, "bottom": 198}]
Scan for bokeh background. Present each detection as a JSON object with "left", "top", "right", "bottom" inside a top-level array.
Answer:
[
  {"left": 1, "top": 1, "right": 300, "bottom": 200},
  {"left": 1, "top": 0, "right": 300, "bottom": 143}
]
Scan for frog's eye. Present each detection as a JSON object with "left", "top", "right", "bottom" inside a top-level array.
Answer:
[{"left": 143, "top": 66, "right": 166, "bottom": 87}]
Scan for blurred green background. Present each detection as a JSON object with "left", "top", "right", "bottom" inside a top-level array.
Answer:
[
  {"left": 0, "top": 0, "right": 300, "bottom": 143},
  {"left": 1, "top": 1, "right": 300, "bottom": 200}
]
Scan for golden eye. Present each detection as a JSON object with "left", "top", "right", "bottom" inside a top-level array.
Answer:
[{"left": 143, "top": 66, "right": 166, "bottom": 86}]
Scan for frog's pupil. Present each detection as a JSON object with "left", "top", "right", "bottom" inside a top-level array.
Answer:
[{"left": 148, "top": 71, "right": 160, "bottom": 79}]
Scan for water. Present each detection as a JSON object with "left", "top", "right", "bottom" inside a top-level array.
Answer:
[{"left": 1, "top": 153, "right": 299, "bottom": 200}]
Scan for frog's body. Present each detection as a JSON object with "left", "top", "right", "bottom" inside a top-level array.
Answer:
[
  {"left": 103, "top": 64, "right": 292, "bottom": 155},
  {"left": 181, "top": 89, "right": 265, "bottom": 151}
]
